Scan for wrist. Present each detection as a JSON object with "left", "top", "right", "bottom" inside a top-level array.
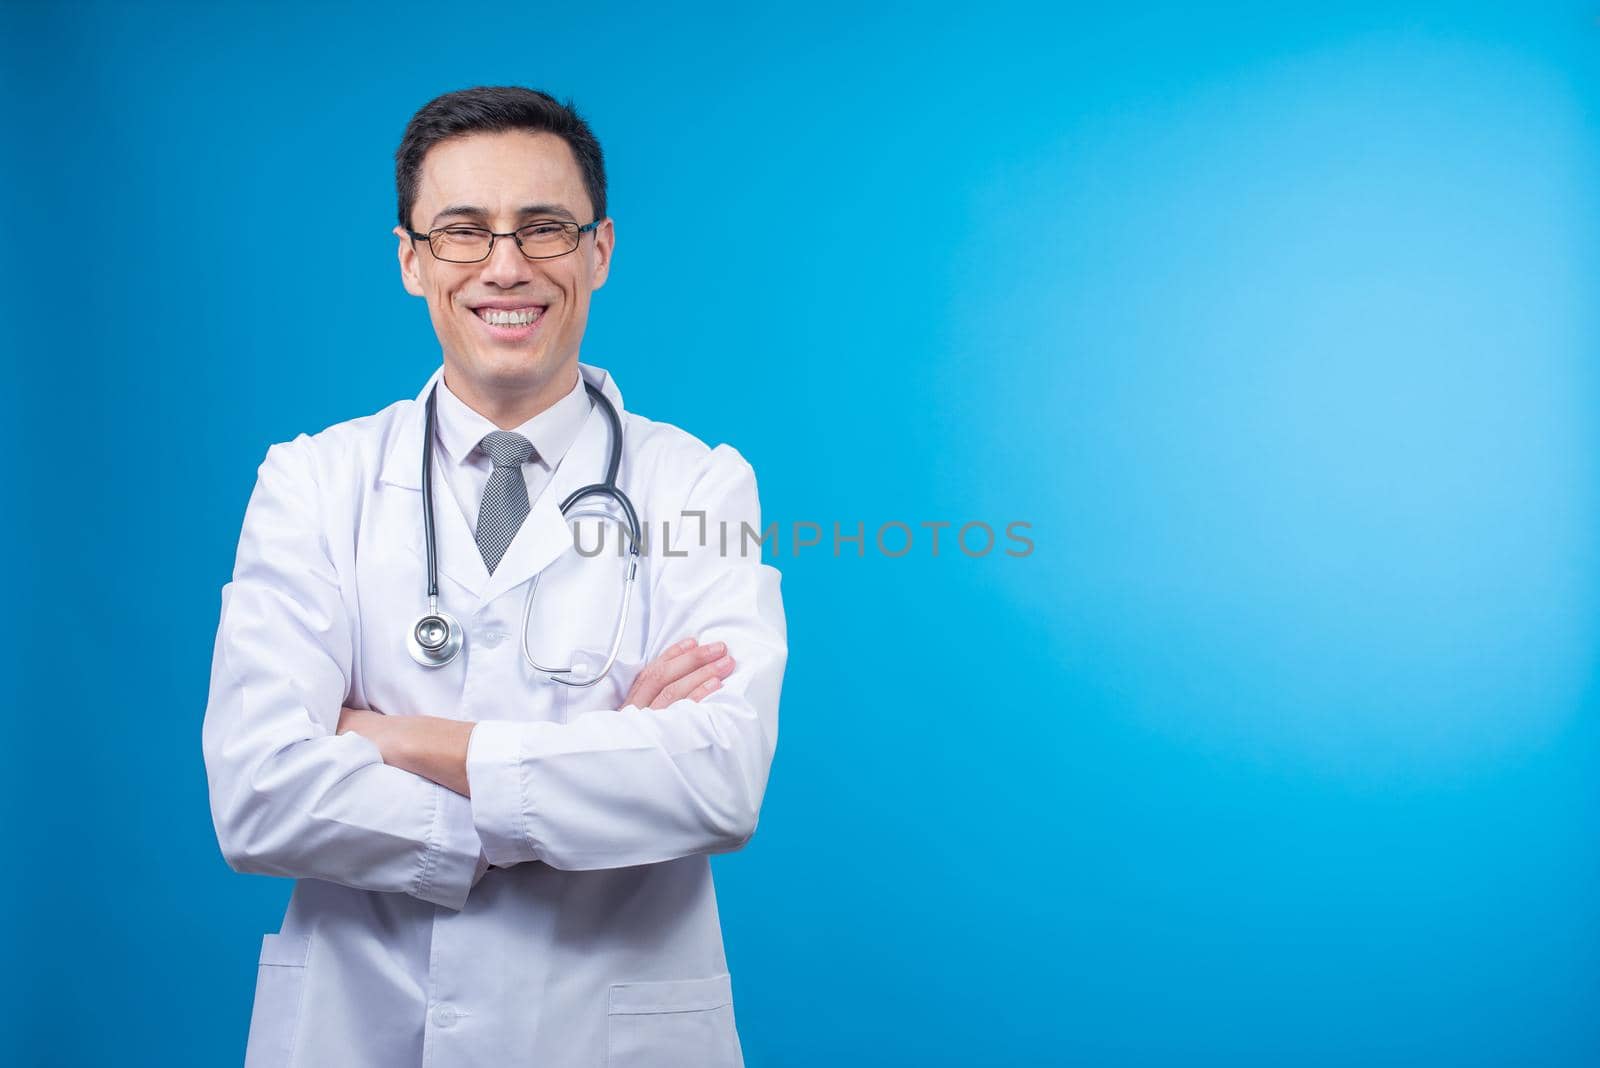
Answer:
[{"left": 382, "top": 716, "right": 426, "bottom": 772}]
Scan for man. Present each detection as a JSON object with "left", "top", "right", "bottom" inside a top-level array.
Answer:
[{"left": 201, "top": 85, "right": 787, "bottom": 1068}]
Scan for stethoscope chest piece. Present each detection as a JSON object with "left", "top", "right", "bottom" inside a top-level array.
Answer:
[{"left": 408, "top": 601, "right": 464, "bottom": 667}]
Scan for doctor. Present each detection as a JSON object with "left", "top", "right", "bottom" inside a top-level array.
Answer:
[{"left": 201, "top": 85, "right": 787, "bottom": 1068}]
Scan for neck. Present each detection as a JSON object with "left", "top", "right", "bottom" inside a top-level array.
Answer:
[{"left": 443, "top": 360, "right": 579, "bottom": 429}]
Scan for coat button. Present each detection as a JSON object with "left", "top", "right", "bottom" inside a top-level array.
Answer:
[
  {"left": 479, "top": 630, "right": 505, "bottom": 649},
  {"left": 432, "top": 1003, "right": 458, "bottom": 1028}
]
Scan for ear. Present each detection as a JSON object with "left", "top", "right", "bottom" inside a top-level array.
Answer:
[
  {"left": 587, "top": 217, "right": 615, "bottom": 292},
  {"left": 394, "top": 226, "right": 425, "bottom": 297}
]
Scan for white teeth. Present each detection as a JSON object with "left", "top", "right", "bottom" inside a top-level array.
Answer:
[{"left": 478, "top": 307, "right": 544, "bottom": 326}]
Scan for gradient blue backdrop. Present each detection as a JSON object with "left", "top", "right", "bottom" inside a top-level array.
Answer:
[{"left": 5, "top": 2, "right": 1598, "bottom": 1065}]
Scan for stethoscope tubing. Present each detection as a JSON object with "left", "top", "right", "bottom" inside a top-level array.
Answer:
[{"left": 409, "top": 375, "right": 641, "bottom": 679}]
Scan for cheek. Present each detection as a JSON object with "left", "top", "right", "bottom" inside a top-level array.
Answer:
[
  {"left": 557, "top": 284, "right": 589, "bottom": 319},
  {"left": 429, "top": 292, "right": 466, "bottom": 329}
]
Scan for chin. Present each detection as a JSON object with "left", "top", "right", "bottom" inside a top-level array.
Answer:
[{"left": 476, "top": 349, "right": 557, "bottom": 380}]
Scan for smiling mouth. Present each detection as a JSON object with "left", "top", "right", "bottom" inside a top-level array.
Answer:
[{"left": 473, "top": 305, "right": 547, "bottom": 326}]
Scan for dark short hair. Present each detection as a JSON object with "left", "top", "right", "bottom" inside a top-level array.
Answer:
[{"left": 394, "top": 85, "right": 607, "bottom": 231}]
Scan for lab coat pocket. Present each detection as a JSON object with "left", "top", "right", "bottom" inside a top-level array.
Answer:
[
  {"left": 243, "top": 932, "right": 311, "bottom": 1068},
  {"left": 607, "top": 973, "right": 742, "bottom": 1068}
]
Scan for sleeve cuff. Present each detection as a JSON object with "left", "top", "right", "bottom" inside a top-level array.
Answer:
[
  {"left": 466, "top": 720, "right": 533, "bottom": 868},
  {"left": 413, "top": 785, "right": 488, "bottom": 911}
]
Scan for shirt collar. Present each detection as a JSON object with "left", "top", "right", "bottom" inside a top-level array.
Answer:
[{"left": 433, "top": 367, "right": 592, "bottom": 471}]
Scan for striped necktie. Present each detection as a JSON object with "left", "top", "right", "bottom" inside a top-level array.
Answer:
[{"left": 474, "top": 431, "right": 537, "bottom": 574}]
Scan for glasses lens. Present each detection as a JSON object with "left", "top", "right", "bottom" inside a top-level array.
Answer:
[
  {"left": 516, "top": 221, "right": 579, "bottom": 259},
  {"left": 431, "top": 227, "right": 492, "bottom": 262}
]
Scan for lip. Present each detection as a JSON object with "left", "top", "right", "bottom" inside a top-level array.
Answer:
[{"left": 469, "top": 303, "right": 547, "bottom": 342}]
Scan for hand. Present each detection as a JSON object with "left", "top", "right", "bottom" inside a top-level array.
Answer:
[{"left": 623, "top": 637, "right": 736, "bottom": 710}]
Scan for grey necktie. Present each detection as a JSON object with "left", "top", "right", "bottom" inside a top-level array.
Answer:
[{"left": 475, "top": 431, "right": 537, "bottom": 574}]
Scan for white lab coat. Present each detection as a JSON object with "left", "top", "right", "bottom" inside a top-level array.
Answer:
[{"left": 201, "top": 361, "right": 787, "bottom": 1068}]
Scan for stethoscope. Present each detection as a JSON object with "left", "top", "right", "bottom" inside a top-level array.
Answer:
[{"left": 406, "top": 379, "right": 642, "bottom": 686}]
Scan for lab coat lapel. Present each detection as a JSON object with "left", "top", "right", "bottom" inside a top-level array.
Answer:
[
  {"left": 477, "top": 363, "right": 623, "bottom": 605},
  {"left": 377, "top": 366, "right": 491, "bottom": 600}
]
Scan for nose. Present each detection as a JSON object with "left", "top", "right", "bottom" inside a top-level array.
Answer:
[{"left": 480, "top": 230, "right": 536, "bottom": 287}]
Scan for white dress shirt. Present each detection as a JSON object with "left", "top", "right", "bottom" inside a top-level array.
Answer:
[{"left": 432, "top": 367, "right": 593, "bottom": 534}]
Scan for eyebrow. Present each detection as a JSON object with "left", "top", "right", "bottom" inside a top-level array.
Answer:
[{"left": 430, "top": 203, "right": 578, "bottom": 226}]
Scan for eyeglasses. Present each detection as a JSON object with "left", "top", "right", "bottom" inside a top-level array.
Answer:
[{"left": 405, "top": 218, "right": 602, "bottom": 263}]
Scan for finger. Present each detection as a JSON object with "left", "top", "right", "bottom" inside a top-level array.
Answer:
[
  {"left": 655, "top": 657, "right": 734, "bottom": 707},
  {"left": 629, "top": 640, "right": 726, "bottom": 708},
  {"left": 623, "top": 638, "right": 697, "bottom": 708},
  {"left": 650, "top": 655, "right": 735, "bottom": 708},
  {"left": 655, "top": 640, "right": 726, "bottom": 684}
]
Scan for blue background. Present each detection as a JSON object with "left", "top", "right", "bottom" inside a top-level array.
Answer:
[{"left": 5, "top": 2, "right": 1598, "bottom": 1064}]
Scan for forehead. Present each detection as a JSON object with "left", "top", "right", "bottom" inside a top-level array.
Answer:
[{"left": 414, "top": 130, "right": 592, "bottom": 223}]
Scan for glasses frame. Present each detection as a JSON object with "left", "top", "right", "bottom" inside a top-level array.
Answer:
[{"left": 404, "top": 218, "right": 603, "bottom": 263}]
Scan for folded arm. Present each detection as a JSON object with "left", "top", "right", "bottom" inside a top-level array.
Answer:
[
  {"left": 337, "top": 636, "right": 737, "bottom": 797},
  {"left": 402, "top": 444, "right": 789, "bottom": 872},
  {"left": 201, "top": 436, "right": 489, "bottom": 910}
]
